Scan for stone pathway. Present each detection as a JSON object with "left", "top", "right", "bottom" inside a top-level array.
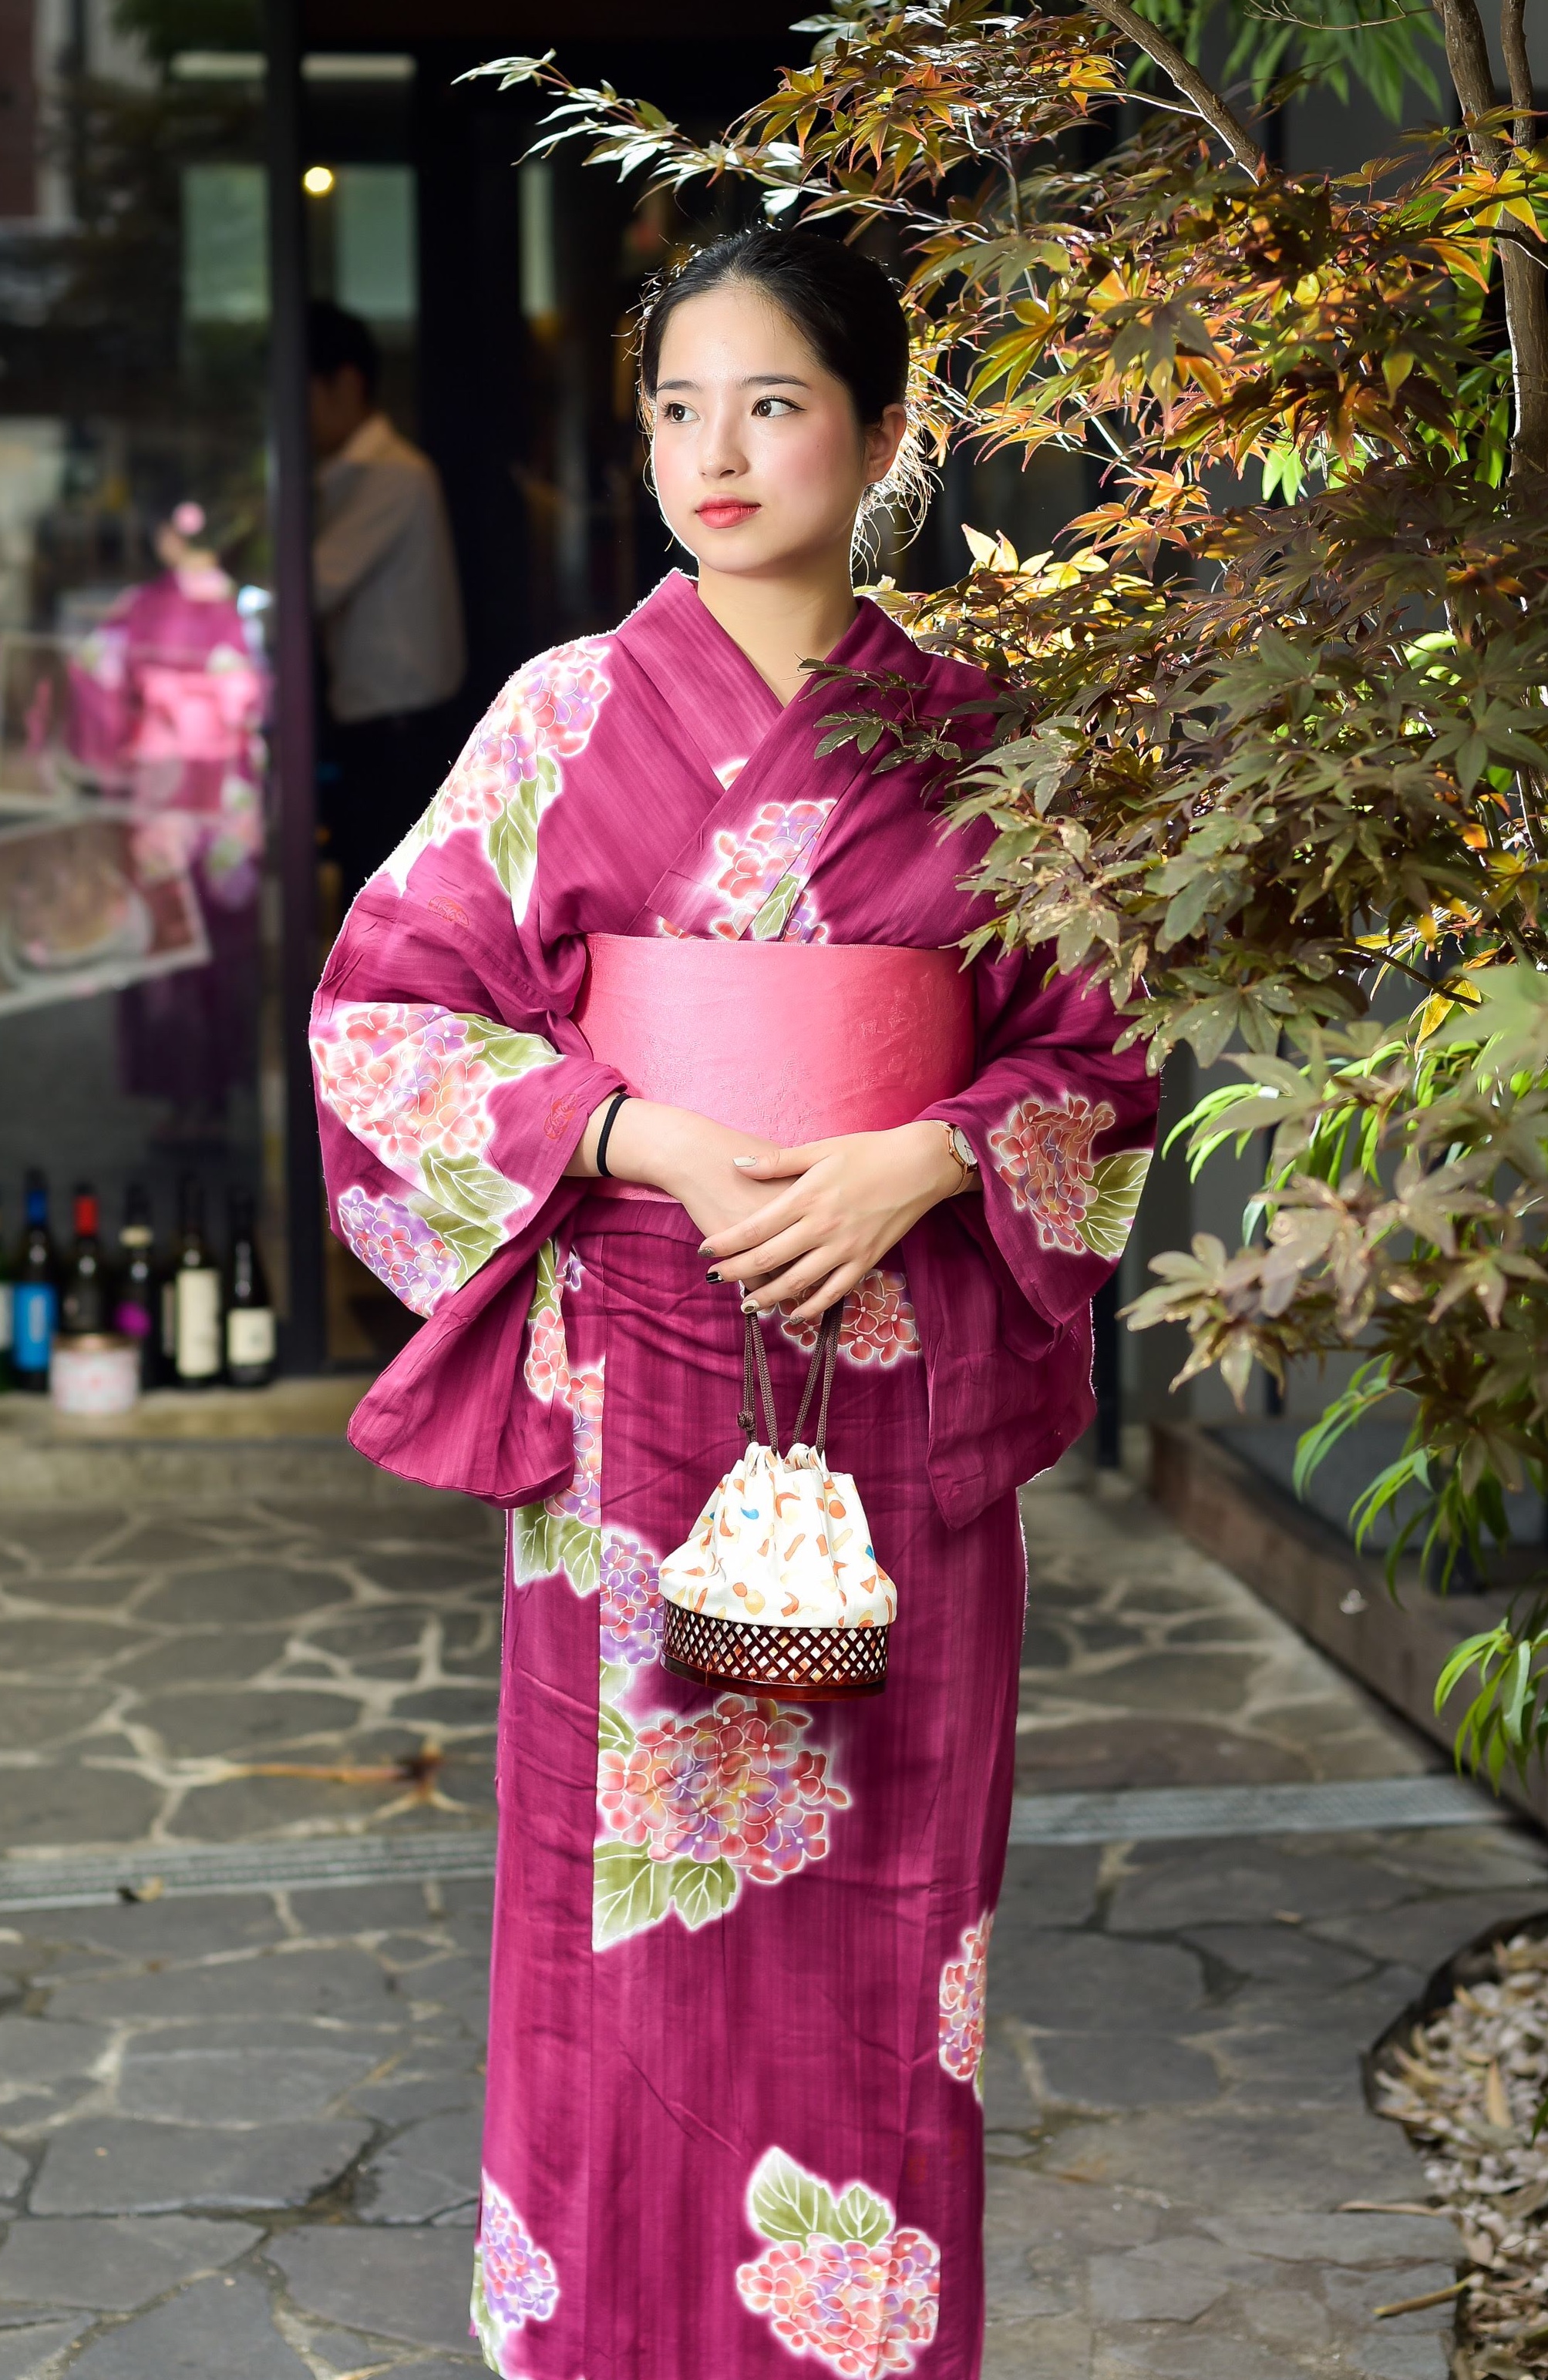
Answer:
[{"left": 0, "top": 1468, "right": 1543, "bottom": 2377}]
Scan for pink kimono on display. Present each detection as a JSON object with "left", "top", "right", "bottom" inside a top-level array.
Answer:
[{"left": 312, "top": 572, "right": 1157, "bottom": 2380}]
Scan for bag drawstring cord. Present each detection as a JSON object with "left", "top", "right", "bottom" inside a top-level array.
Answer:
[{"left": 738, "top": 1301, "right": 843, "bottom": 1459}]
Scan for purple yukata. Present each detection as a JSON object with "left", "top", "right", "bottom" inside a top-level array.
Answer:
[{"left": 311, "top": 572, "right": 1157, "bottom": 2380}]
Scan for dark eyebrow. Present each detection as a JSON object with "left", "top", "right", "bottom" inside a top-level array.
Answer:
[{"left": 654, "top": 374, "right": 813, "bottom": 392}]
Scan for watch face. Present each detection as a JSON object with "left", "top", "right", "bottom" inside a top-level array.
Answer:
[{"left": 950, "top": 1127, "right": 978, "bottom": 1169}]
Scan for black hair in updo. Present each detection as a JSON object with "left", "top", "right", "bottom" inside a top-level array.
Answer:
[{"left": 638, "top": 227, "right": 910, "bottom": 429}]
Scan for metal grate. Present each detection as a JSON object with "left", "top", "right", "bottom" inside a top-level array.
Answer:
[{"left": 0, "top": 1775, "right": 1516, "bottom": 1913}]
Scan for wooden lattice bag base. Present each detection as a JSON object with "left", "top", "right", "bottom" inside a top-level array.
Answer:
[{"left": 662, "top": 1598, "right": 889, "bottom": 1701}]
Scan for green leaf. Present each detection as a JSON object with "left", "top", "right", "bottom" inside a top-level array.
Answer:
[
  {"left": 599, "top": 1659, "right": 632, "bottom": 1706},
  {"left": 510, "top": 1506, "right": 601, "bottom": 1592},
  {"left": 1079, "top": 1149, "right": 1152, "bottom": 1259},
  {"left": 749, "top": 872, "right": 803, "bottom": 940},
  {"left": 747, "top": 2147, "right": 842, "bottom": 2246},
  {"left": 486, "top": 757, "right": 561, "bottom": 919},
  {"left": 669, "top": 1856, "right": 739, "bottom": 1930},
  {"left": 469, "top": 2247, "right": 503, "bottom": 2368},
  {"left": 531, "top": 1235, "right": 561, "bottom": 1321},
  {"left": 419, "top": 1149, "right": 523, "bottom": 1229},
  {"left": 597, "top": 1700, "right": 635, "bottom": 1754},
  {"left": 832, "top": 2183, "right": 890, "bottom": 2245},
  {"left": 593, "top": 1843, "right": 676, "bottom": 1948},
  {"left": 476, "top": 1024, "right": 563, "bottom": 1081},
  {"left": 416, "top": 1207, "right": 503, "bottom": 1284}
]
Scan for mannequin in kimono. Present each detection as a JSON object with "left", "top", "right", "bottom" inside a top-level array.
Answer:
[{"left": 313, "top": 229, "right": 1157, "bottom": 2380}]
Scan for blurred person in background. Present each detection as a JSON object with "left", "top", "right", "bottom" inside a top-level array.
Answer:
[{"left": 308, "top": 300, "right": 466, "bottom": 899}]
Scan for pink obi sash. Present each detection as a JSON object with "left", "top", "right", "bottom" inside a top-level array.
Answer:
[{"left": 574, "top": 933, "right": 975, "bottom": 1201}]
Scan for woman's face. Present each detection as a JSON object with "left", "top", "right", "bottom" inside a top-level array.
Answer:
[{"left": 648, "top": 281, "right": 907, "bottom": 580}]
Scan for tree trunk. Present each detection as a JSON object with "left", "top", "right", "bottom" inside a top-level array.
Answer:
[{"left": 1433, "top": 0, "right": 1548, "bottom": 484}]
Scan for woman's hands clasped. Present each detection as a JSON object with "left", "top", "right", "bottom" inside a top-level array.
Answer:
[
  {"left": 567, "top": 1101, "right": 974, "bottom": 1323},
  {"left": 702, "top": 1123, "right": 970, "bottom": 1323}
]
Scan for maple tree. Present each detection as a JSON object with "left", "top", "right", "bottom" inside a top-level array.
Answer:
[{"left": 472, "top": 1, "right": 1548, "bottom": 1782}]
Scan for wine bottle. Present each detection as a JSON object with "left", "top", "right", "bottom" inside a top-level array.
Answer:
[
  {"left": 60, "top": 1185, "right": 108, "bottom": 1337},
  {"left": 12, "top": 1170, "right": 59, "bottom": 1393},
  {"left": 172, "top": 1175, "right": 222, "bottom": 1388},
  {"left": 0, "top": 1190, "right": 12, "bottom": 1390},
  {"left": 113, "top": 1185, "right": 158, "bottom": 1385},
  {"left": 224, "top": 1192, "right": 275, "bottom": 1387}
]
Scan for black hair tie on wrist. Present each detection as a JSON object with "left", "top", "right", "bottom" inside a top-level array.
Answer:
[{"left": 594, "top": 1090, "right": 631, "bottom": 1179}]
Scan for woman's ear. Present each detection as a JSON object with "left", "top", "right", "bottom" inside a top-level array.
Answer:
[{"left": 864, "top": 402, "right": 910, "bottom": 487}]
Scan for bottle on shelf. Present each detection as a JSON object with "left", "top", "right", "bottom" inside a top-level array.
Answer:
[
  {"left": 171, "top": 1174, "right": 222, "bottom": 1389},
  {"left": 12, "top": 1170, "right": 59, "bottom": 1393},
  {"left": 0, "top": 1189, "right": 12, "bottom": 1391},
  {"left": 60, "top": 1185, "right": 108, "bottom": 1337},
  {"left": 224, "top": 1191, "right": 275, "bottom": 1388},
  {"left": 113, "top": 1185, "right": 158, "bottom": 1386}
]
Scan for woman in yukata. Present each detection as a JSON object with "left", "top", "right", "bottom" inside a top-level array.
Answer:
[{"left": 312, "top": 228, "right": 1158, "bottom": 2380}]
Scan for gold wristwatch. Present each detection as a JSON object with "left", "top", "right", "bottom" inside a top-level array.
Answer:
[{"left": 940, "top": 1121, "right": 979, "bottom": 1192}]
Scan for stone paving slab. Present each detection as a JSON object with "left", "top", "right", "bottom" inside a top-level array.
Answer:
[{"left": 0, "top": 1475, "right": 1538, "bottom": 2375}]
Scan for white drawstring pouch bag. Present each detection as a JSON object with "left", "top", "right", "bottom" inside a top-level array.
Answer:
[{"left": 658, "top": 1304, "right": 894, "bottom": 1699}]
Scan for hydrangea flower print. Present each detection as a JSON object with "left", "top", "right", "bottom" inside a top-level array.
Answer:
[
  {"left": 522, "top": 1306, "right": 570, "bottom": 1407},
  {"left": 708, "top": 798, "right": 833, "bottom": 933},
  {"left": 312, "top": 1003, "right": 497, "bottom": 1176},
  {"left": 598, "top": 1535, "right": 663, "bottom": 1664},
  {"left": 735, "top": 2148, "right": 941, "bottom": 2378},
  {"left": 938, "top": 1915, "right": 992, "bottom": 2093},
  {"left": 782, "top": 1269, "right": 919, "bottom": 1367},
  {"left": 544, "top": 1363, "right": 602, "bottom": 1527},
  {"left": 470, "top": 2175, "right": 558, "bottom": 2374},
  {"left": 453, "top": 640, "right": 611, "bottom": 798},
  {"left": 988, "top": 1093, "right": 1116, "bottom": 1253},
  {"left": 597, "top": 1695, "right": 846, "bottom": 1879},
  {"left": 336, "top": 1188, "right": 458, "bottom": 1317}
]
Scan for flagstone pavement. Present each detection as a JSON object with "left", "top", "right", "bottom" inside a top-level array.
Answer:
[{"left": 0, "top": 1463, "right": 1543, "bottom": 2378}]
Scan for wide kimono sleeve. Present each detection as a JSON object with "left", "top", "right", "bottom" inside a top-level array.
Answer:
[
  {"left": 309, "top": 644, "right": 624, "bottom": 1501},
  {"left": 920, "top": 946, "right": 1158, "bottom": 1337}
]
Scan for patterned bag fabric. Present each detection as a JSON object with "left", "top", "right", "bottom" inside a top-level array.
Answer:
[{"left": 661, "top": 1306, "right": 896, "bottom": 1635}]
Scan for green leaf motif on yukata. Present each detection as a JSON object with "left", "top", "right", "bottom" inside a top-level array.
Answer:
[
  {"left": 469, "top": 2251, "right": 502, "bottom": 2370},
  {"left": 475, "top": 1024, "right": 562, "bottom": 1081},
  {"left": 748, "top": 2148, "right": 842, "bottom": 2247},
  {"left": 531, "top": 1237, "right": 561, "bottom": 1321},
  {"left": 598, "top": 1659, "right": 632, "bottom": 1707},
  {"left": 1077, "top": 1149, "right": 1153, "bottom": 1262},
  {"left": 593, "top": 1842, "right": 676, "bottom": 1948},
  {"left": 748, "top": 872, "right": 802, "bottom": 941},
  {"left": 670, "top": 1857, "right": 738, "bottom": 1931},
  {"left": 597, "top": 1699, "right": 634, "bottom": 1755},
  {"left": 419, "top": 1149, "right": 524, "bottom": 1230},
  {"left": 832, "top": 2183, "right": 891, "bottom": 2246},
  {"left": 486, "top": 754, "right": 561, "bottom": 923},
  {"left": 415, "top": 1206, "right": 503, "bottom": 1289},
  {"left": 510, "top": 1506, "right": 600, "bottom": 1593}
]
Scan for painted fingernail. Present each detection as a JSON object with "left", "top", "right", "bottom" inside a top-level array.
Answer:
[
  {"left": 740, "top": 1298, "right": 759, "bottom": 1315},
  {"left": 705, "top": 1269, "right": 722, "bottom": 1283},
  {"left": 732, "top": 1156, "right": 757, "bottom": 1168}
]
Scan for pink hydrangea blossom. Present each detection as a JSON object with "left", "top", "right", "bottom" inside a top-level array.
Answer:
[
  {"left": 597, "top": 1694, "right": 846, "bottom": 1878},
  {"left": 544, "top": 1363, "right": 602, "bottom": 1526},
  {"left": 708, "top": 799, "right": 833, "bottom": 927},
  {"left": 523, "top": 1306, "right": 571, "bottom": 1406},
  {"left": 337, "top": 1187, "right": 459, "bottom": 1317},
  {"left": 736, "top": 2228, "right": 941, "bottom": 2376},
  {"left": 478, "top": 2177, "right": 559, "bottom": 2328},
  {"left": 782, "top": 1269, "right": 919, "bottom": 1368},
  {"left": 598, "top": 1535, "right": 663, "bottom": 1665},
  {"left": 988, "top": 1094, "right": 1115, "bottom": 1252},
  {"left": 312, "top": 1003, "right": 496, "bottom": 1175},
  {"left": 938, "top": 1916, "right": 991, "bottom": 2090}
]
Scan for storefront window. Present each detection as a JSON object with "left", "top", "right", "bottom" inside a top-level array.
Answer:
[{"left": 0, "top": 0, "right": 276, "bottom": 1390}]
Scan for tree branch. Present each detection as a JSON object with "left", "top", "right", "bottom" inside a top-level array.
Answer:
[
  {"left": 1082, "top": 0, "right": 1267, "bottom": 178},
  {"left": 1432, "top": 0, "right": 1548, "bottom": 483},
  {"left": 1502, "top": 0, "right": 1534, "bottom": 150}
]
